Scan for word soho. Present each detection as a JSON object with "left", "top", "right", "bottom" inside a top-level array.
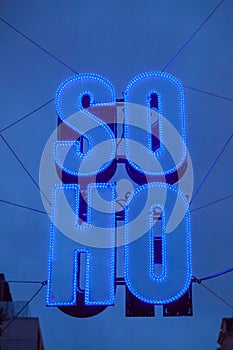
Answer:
[{"left": 40, "top": 72, "right": 193, "bottom": 318}]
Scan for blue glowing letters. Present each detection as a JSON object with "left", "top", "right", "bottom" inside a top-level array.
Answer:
[{"left": 46, "top": 72, "right": 192, "bottom": 311}]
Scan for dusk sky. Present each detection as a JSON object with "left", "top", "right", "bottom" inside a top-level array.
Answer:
[{"left": 0, "top": 0, "right": 233, "bottom": 349}]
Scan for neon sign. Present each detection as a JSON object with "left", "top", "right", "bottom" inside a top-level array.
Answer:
[{"left": 39, "top": 72, "right": 193, "bottom": 317}]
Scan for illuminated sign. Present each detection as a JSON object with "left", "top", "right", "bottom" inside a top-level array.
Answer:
[{"left": 39, "top": 72, "right": 193, "bottom": 317}]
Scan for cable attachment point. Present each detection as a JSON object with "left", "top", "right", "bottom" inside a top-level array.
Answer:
[{"left": 192, "top": 276, "right": 201, "bottom": 284}]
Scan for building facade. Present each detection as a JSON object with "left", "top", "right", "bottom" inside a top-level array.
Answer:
[{"left": 0, "top": 274, "right": 44, "bottom": 350}]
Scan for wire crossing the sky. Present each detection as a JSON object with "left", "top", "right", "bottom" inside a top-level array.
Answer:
[
  {"left": 0, "top": 280, "right": 47, "bottom": 285},
  {"left": 193, "top": 278, "right": 233, "bottom": 311},
  {"left": 0, "top": 134, "right": 51, "bottom": 206},
  {"left": 1, "top": 0, "right": 226, "bottom": 75},
  {"left": 0, "top": 18, "right": 78, "bottom": 75},
  {"left": 0, "top": 98, "right": 55, "bottom": 133},
  {"left": 0, "top": 199, "right": 47, "bottom": 215},
  {"left": 184, "top": 85, "right": 233, "bottom": 102},
  {"left": 0, "top": 282, "right": 46, "bottom": 335},
  {"left": 193, "top": 267, "right": 233, "bottom": 283},
  {"left": 161, "top": 0, "right": 226, "bottom": 71},
  {"left": 190, "top": 134, "right": 232, "bottom": 204},
  {"left": 190, "top": 194, "right": 233, "bottom": 213},
  {"left": 193, "top": 268, "right": 233, "bottom": 311},
  {"left": 198, "top": 267, "right": 233, "bottom": 282}
]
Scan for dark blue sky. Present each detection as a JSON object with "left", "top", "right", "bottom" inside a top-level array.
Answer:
[{"left": 0, "top": 1, "right": 233, "bottom": 349}]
